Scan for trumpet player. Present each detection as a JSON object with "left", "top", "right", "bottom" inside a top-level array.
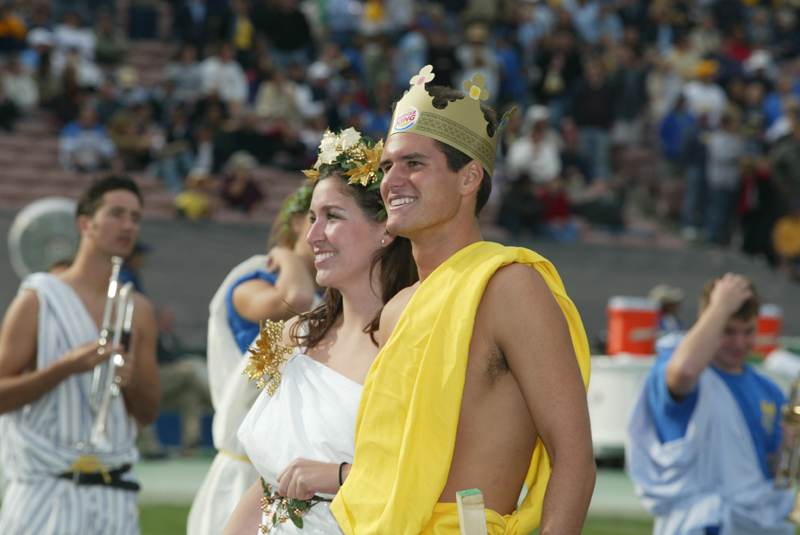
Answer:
[
  {"left": 627, "top": 274, "right": 794, "bottom": 535},
  {"left": 0, "top": 176, "right": 159, "bottom": 535}
]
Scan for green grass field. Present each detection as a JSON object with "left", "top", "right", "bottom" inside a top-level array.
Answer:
[
  {"left": 140, "top": 505, "right": 195, "bottom": 535},
  {"left": 140, "top": 505, "right": 655, "bottom": 535}
]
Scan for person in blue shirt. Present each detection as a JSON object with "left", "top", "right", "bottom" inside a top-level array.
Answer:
[
  {"left": 629, "top": 274, "right": 792, "bottom": 535},
  {"left": 225, "top": 184, "right": 318, "bottom": 353},
  {"left": 659, "top": 95, "right": 694, "bottom": 167}
]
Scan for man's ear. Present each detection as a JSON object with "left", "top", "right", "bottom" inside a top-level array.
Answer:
[
  {"left": 76, "top": 214, "right": 90, "bottom": 234},
  {"left": 460, "top": 160, "right": 484, "bottom": 197}
]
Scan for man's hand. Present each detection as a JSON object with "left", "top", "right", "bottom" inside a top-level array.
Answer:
[
  {"left": 667, "top": 273, "right": 753, "bottom": 399},
  {"left": 114, "top": 348, "right": 136, "bottom": 389},
  {"left": 277, "top": 459, "right": 342, "bottom": 499},
  {"left": 60, "top": 340, "right": 115, "bottom": 375},
  {"left": 707, "top": 273, "right": 753, "bottom": 317}
]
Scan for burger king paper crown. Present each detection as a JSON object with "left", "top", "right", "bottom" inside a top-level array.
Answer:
[{"left": 389, "top": 65, "right": 517, "bottom": 176}]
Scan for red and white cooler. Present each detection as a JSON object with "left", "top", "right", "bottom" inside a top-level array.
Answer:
[
  {"left": 753, "top": 304, "right": 783, "bottom": 358},
  {"left": 606, "top": 296, "right": 660, "bottom": 356}
]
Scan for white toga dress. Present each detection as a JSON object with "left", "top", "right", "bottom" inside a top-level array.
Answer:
[{"left": 238, "top": 345, "right": 363, "bottom": 534}]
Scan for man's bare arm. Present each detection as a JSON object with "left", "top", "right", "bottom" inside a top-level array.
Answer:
[
  {"left": 0, "top": 290, "right": 109, "bottom": 415},
  {"left": 666, "top": 274, "right": 752, "bottom": 399},
  {"left": 489, "top": 264, "right": 595, "bottom": 535},
  {"left": 119, "top": 294, "right": 160, "bottom": 425}
]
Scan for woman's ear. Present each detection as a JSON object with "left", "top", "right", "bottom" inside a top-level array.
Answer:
[{"left": 381, "top": 228, "right": 397, "bottom": 247}]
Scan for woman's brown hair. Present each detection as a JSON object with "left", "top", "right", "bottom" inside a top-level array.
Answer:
[{"left": 289, "top": 165, "right": 418, "bottom": 348}]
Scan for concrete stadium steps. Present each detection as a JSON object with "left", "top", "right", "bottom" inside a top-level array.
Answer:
[
  {"left": 248, "top": 167, "right": 308, "bottom": 215},
  {"left": 0, "top": 115, "right": 305, "bottom": 223},
  {"left": 14, "top": 118, "right": 57, "bottom": 137}
]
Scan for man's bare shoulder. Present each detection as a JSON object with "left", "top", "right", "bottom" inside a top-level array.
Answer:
[
  {"left": 132, "top": 293, "right": 157, "bottom": 332},
  {"left": 133, "top": 292, "right": 155, "bottom": 318},
  {"left": 384, "top": 283, "right": 420, "bottom": 319},
  {"left": 1, "top": 289, "right": 41, "bottom": 333},
  {"left": 482, "top": 262, "right": 569, "bottom": 356},
  {"left": 0, "top": 289, "right": 40, "bottom": 376},
  {"left": 10, "top": 288, "right": 41, "bottom": 315},
  {"left": 378, "top": 282, "right": 420, "bottom": 348},
  {"left": 484, "top": 263, "right": 552, "bottom": 311}
]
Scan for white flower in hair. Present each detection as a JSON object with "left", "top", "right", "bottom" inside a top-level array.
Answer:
[
  {"left": 318, "top": 129, "right": 341, "bottom": 165},
  {"left": 338, "top": 127, "right": 361, "bottom": 150}
]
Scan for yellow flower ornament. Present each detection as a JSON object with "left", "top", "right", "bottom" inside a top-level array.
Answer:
[
  {"left": 462, "top": 73, "right": 489, "bottom": 101},
  {"left": 344, "top": 138, "right": 384, "bottom": 187},
  {"left": 243, "top": 320, "right": 292, "bottom": 396}
]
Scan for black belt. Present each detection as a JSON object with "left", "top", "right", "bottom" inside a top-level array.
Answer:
[{"left": 58, "top": 463, "right": 141, "bottom": 492}]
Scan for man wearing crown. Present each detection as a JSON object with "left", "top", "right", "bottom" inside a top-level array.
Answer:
[{"left": 330, "top": 66, "right": 595, "bottom": 534}]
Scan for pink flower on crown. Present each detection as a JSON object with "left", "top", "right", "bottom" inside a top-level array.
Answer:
[
  {"left": 410, "top": 65, "right": 435, "bottom": 87},
  {"left": 462, "top": 74, "right": 489, "bottom": 102}
]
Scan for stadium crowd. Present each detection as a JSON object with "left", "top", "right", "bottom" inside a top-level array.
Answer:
[{"left": 0, "top": 0, "right": 800, "bottom": 275}]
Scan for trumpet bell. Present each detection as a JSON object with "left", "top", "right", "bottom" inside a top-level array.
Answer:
[{"left": 777, "top": 373, "right": 800, "bottom": 523}]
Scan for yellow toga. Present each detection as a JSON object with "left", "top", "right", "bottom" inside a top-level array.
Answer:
[{"left": 331, "top": 242, "right": 591, "bottom": 535}]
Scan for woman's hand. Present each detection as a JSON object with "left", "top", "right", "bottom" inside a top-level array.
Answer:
[{"left": 276, "top": 459, "right": 342, "bottom": 499}]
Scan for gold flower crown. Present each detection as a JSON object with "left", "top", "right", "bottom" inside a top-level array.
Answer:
[{"left": 302, "top": 128, "right": 384, "bottom": 189}]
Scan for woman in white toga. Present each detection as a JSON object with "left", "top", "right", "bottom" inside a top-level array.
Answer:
[
  {"left": 188, "top": 183, "right": 319, "bottom": 535},
  {"left": 224, "top": 128, "right": 417, "bottom": 534}
]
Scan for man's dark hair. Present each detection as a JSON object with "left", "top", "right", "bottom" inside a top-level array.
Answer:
[
  {"left": 76, "top": 175, "right": 144, "bottom": 219},
  {"left": 392, "top": 84, "right": 499, "bottom": 216},
  {"left": 699, "top": 276, "right": 760, "bottom": 321}
]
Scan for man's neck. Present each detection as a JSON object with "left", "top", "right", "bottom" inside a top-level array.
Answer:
[
  {"left": 710, "top": 360, "right": 746, "bottom": 375},
  {"left": 411, "top": 218, "right": 483, "bottom": 282},
  {"left": 61, "top": 247, "right": 114, "bottom": 295}
]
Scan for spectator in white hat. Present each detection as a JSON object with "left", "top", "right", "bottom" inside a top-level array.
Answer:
[
  {"left": 506, "top": 104, "right": 562, "bottom": 185},
  {"left": 21, "top": 27, "right": 54, "bottom": 71},
  {"left": 649, "top": 284, "right": 686, "bottom": 335}
]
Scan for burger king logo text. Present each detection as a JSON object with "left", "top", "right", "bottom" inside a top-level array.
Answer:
[{"left": 394, "top": 107, "right": 419, "bottom": 132}]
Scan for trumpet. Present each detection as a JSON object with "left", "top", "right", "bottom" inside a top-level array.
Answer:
[
  {"left": 776, "top": 373, "right": 800, "bottom": 524},
  {"left": 85, "top": 256, "right": 136, "bottom": 452}
]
